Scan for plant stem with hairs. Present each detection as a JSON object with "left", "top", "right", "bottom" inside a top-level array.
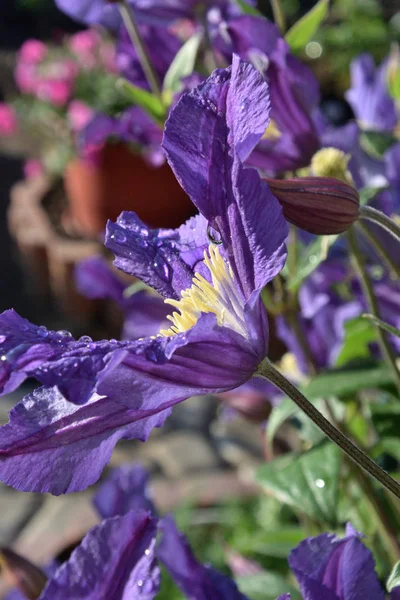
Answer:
[
  {"left": 359, "top": 205, "right": 400, "bottom": 244},
  {"left": 357, "top": 222, "right": 400, "bottom": 281},
  {"left": 347, "top": 227, "right": 400, "bottom": 396},
  {"left": 118, "top": 0, "right": 162, "bottom": 99},
  {"left": 257, "top": 358, "right": 400, "bottom": 500}
]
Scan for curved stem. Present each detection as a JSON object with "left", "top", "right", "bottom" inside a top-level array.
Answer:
[
  {"left": 270, "top": 0, "right": 286, "bottom": 33},
  {"left": 356, "top": 221, "right": 400, "bottom": 281},
  {"left": 359, "top": 205, "right": 400, "bottom": 244},
  {"left": 118, "top": 0, "right": 162, "bottom": 99},
  {"left": 347, "top": 227, "right": 400, "bottom": 396},
  {"left": 257, "top": 358, "right": 400, "bottom": 500}
]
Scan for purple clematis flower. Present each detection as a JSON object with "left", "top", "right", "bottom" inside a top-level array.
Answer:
[
  {"left": 0, "top": 56, "right": 287, "bottom": 495},
  {"left": 289, "top": 523, "right": 388, "bottom": 600},
  {"left": 216, "top": 15, "right": 320, "bottom": 173},
  {"left": 345, "top": 54, "right": 397, "bottom": 132}
]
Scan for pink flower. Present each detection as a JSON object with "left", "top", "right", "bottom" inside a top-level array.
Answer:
[
  {"left": 0, "top": 104, "right": 17, "bottom": 136},
  {"left": 19, "top": 40, "right": 47, "bottom": 64},
  {"left": 67, "top": 100, "right": 94, "bottom": 132},
  {"left": 15, "top": 63, "right": 39, "bottom": 94},
  {"left": 24, "top": 159, "right": 44, "bottom": 179},
  {"left": 69, "top": 30, "right": 101, "bottom": 56},
  {"left": 37, "top": 79, "right": 72, "bottom": 106}
]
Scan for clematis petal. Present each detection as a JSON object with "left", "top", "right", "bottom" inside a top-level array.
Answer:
[
  {"left": 93, "top": 464, "right": 156, "bottom": 519},
  {"left": 105, "top": 212, "right": 209, "bottom": 300},
  {"left": 0, "top": 386, "right": 170, "bottom": 495},
  {"left": 345, "top": 54, "right": 397, "bottom": 132},
  {"left": 163, "top": 55, "right": 288, "bottom": 303},
  {"left": 157, "top": 515, "right": 249, "bottom": 600},
  {"left": 75, "top": 256, "right": 126, "bottom": 306},
  {"left": 0, "top": 310, "right": 122, "bottom": 405},
  {"left": 289, "top": 527, "right": 385, "bottom": 600},
  {"left": 40, "top": 511, "right": 160, "bottom": 599}
]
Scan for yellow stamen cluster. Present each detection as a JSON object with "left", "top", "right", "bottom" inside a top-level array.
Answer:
[
  {"left": 159, "top": 245, "right": 246, "bottom": 338},
  {"left": 311, "top": 147, "right": 354, "bottom": 186},
  {"left": 262, "top": 118, "right": 281, "bottom": 141}
]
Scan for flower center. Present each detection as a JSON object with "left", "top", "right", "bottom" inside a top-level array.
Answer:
[{"left": 159, "top": 245, "right": 247, "bottom": 338}]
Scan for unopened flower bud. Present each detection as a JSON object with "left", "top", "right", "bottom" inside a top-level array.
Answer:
[
  {"left": 310, "top": 147, "right": 354, "bottom": 185},
  {"left": 0, "top": 547, "right": 48, "bottom": 600},
  {"left": 267, "top": 176, "right": 360, "bottom": 235}
]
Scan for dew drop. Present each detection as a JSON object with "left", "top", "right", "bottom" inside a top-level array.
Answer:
[
  {"left": 111, "top": 229, "right": 127, "bottom": 244},
  {"left": 56, "top": 330, "right": 73, "bottom": 340},
  {"left": 137, "top": 580, "right": 143, "bottom": 588},
  {"left": 315, "top": 478, "right": 325, "bottom": 488},
  {"left": 0, "top": 335, "right": 6, "bottom": 344},
  {"left": 79, "top": 335, "right": 93, "bottom": 344},
  {"left": 37, "top": 325, "right": 49, "bottom": 338},
  {"left": 0, "top": 355, "right": 6, "bottom": 362},
  {"left": 308, "top": 255, "right": 318, "bottom": 265},
  {"left": 207, "top": 224, "right": 222, "bottom": 245},
  {"left": 144, "top": 549, "right": 151, "bottom": 556},
  {"left": 153, "top": 257, "right": 171, "bottom": 282}
]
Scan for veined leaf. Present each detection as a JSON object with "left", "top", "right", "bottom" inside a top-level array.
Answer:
[{"left": 117, "top": 79, "right": 166, "bottom": 123}]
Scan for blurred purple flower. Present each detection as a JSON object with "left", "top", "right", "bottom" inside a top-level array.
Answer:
[
  {"left": 0, "top": 56, "right": 287, "bottom": 494},
  {"left": 345, "top": 54, "right": 397, "bottom": 132}
]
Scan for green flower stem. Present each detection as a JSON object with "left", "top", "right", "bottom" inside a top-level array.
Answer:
[
  {"left": 359, "top": 205, "right": 400, "bottom": 244},
  {"left": 357, "top": 221, "right": 400, "bottom": 281},
  {"left": 256, "top": 358, "right": 400, "bottom": 500},
  {"left": 270, "top": 0, "right": 287, "bottom": 33},
  {"left": 347, "top": 227, "right": 400, "bottom": 396},
  {"left": 118, "top": 0, "right": 162, "bottom": 99}
]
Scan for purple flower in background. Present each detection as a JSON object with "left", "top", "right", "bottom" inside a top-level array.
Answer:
[
  {"left": 75, "top": 256, "right": 170, "bottom": 339},
  {"left": 0, "top": 56, "right": 287, "bottom": 495},
  {"left": 345, "top": 54, "right": 397, "bottom": 132},
  {"left": 289, "top": 523, "right": 386, "bottom": 600},
  {"left": 216, "top": 16, "right": 320, "bottom": 173}
]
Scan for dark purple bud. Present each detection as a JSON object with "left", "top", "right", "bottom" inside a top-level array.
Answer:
[
  {"left": 0, "top": 547, "right": 48, "bottom": 600},
  {"left": 267, "top": 176, "right": 360, "bottom": 235}
]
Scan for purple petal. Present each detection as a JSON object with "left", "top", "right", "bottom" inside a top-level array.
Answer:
[
  {"left": 0, "top": 386, "right": 170, "bottom": 494},
  {"left": 40, "top": 511, "right": 160, "bottom": 599},
  {"left": 0, "top": 310, "right": 122, "bottom": 405},
  {"left": 54, "top": 0, "right": 120, "bottom": 28},
  {"left": 75, "top": 256, "right": 126, "bottom": 305},
  {"left": 163, "top": 55, "right": 288, "bottom": 303},
  {"left": 289, "top": 528, "right": 385, "bottom": 600},
  {"left": 105, "top": 212, "right": 209, "bottom": 300},
  {"left": 345, "top": 54, "right": 397, "bottom": 131},
  {"left": 157, "top": 515, "right": 249, "bottom": 599},
  {"left": 93, "top": 464, "right": 156, "bottom": 519}
]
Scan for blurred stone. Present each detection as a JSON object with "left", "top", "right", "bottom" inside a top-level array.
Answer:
[
  {"left": 138, "top": 431, "right": 222, "bottom": 478},
  {"left": 210, "top": 416, "right": 265, "bottom": 468},
  {"left": 166, "top": 395, "right": 218, "bottom": 433}
]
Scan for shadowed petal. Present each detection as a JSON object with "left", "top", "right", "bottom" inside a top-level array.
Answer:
[
  {"left": 158, "top": 515, "right": 249, "bottom": 599},
  {"left": 93, "top": 464, "right": 156, "bottom": 519},
  {"left": 40, "top": 511, "right": 160, "bottom": 599}
]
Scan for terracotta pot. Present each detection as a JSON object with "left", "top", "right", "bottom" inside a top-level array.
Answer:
[{"left": 64, "top": 143, "right": 195, "bottom": 237}]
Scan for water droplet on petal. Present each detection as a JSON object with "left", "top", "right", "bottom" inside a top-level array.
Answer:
[
  {"left": 56, "top": 330, "right": 73, "bottom": 340},
  {"left": 309, "top": 255, "right": 318, "bottom": 265},
  {"left": 37, "top": 326, "right": 48, "bottom": 338},
  {"left": 111, "top": 229, "right": 126, "bottom": 243},
  {"left": 0, "top": 355, "right": 6, "bottom": 362},
  {"left": 144, "top": 549, "right": 150, "bottom": 556},
  {"left": 315, "top": 478, "right": 325, "bottom": 488},
  {"left": 0, "top": 335, "right": 6, "bottom": 344},
  {"left": 153, "top": 257, "right": 171, "bottom": 282},
  {"left": 79, "top": 335, "right": 93, "bottom": 343},
  {"left": 137, "top": 580, "right": 143, "bottom": 588},
  {"left": 207, "top": 224, "right": 222, "bottom": 245}
]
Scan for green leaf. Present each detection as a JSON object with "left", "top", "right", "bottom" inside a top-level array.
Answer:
[
  {"left": 305, "top": 363, "right": 394, "bottom": 398},
  {"left": 266, "top": 397, "right": 298, "bottom": 448},
  {"left": 287, "top": 234, "right": 338, "bottom": 291},
  {"left": 257, "top": 442, "right": 341, "bottom": 525},
  {"left": 335, "top": 317, "right": 377, "bottom": 367},
  {"left": 117, "top": 79, "right": 166, "bottom": 122},
  {"left": 359, "top": 186, "right": 388, "bottom": 206},
  {"left": 233, "top": 0, "right": 263, "bottom": 16},
  {"left": 163, "top": 32, "right": 202, "bottom": 97},
  {"left": 360, "top": 130, "right": 397, "bottom": 159},
  {"left": 285, "top": 0, "right": 329, "bottom": 52},
  {"left": 387, "top": 560, "right": 400, "bottom": 592},
  {"left": 237, "top": 573, "right": 301, "bottom": 600},
  {"left": 363, "top": 314, "right": 400, "bottom": 339}
]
